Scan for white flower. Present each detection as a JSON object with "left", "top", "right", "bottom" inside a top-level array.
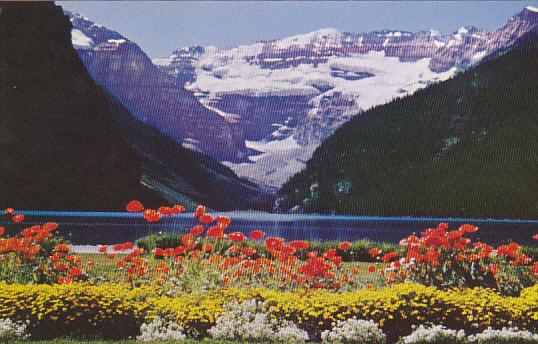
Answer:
[
  {"left": 209, "top": 299, "right": 308, "bottom": 342},
  {"left": 136, "top": 316, "right": 186, "bottom": 342},
  {"left": 399, "top": 324, "right": 466, "bottom": 344},
  {"left": 468, "top": 327, "right": 538, "bottom": 343},
  {"left": 0, "top": 318, "right": 30, "bottom": 340},
  {"left": 321, "top": 317, "right": 386, "bottom": 343}
]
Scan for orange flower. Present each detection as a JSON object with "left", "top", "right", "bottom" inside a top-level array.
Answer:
[
  {"left": 43, "top": 222, "right": 59, "bottom": 231},
  {"left": 202, "top": 243, "right": 214, "bottom": 253},
  {"left": 58, "top": 277, "right": 73, "bottom": 284},
  {"left": 54, "top": 262, "right": 67, "bottom": 271},
  {"left": 194, "top": 205, "right": 206, "bottom": 218},
  {"left": 216, "top": 216, "right": 232, "bottom": 228},
  {"left": 331, "top": 256, "right": 343, "bottom": 266},
  {"left": 369, "top": 248, "right": 381, "bottom": 258},
  {"left": 199, "top": 214, "right": 214, "bottom": 225},
  {"left": 207, "top": 225, "right": 224, "bottom": 239},
  {"left": 50, "top": 253, "right": 60, "bottom": 262},
  {"left": 126, "top": 200, "right": 145, "bottom": 212},
  {"left": 281, "top": 245, "right": 296, "bottom": 255},
  {"left": 191, "top": 225, "right": 204, "bottom": 237},
  {"left": 4, "top": 208, "right": 14, "bottom": 216},
  {"left": 490, "top": 263, "right": 499, "bottom": 276},
  {"left": 68, "top": 266, "right": 83, "bottom": 277},
  {"left": 249, "top": 230, "right": 266, "bottom": 240},
  {"left": 143, "top": 209, "right": 162, "bottom": 223},
  {"left": 381, "top": 251, "right": 398, "bottom": 263},
  {"left": 241, "top": 247, "right": 256, "bottom": 257},
  {"left": 172, "top": 204, "right": 185, "bottom": 214},
  {"left": 55, "top": 243, "right": 70, "bottom": 253},
  {"left": 265, "top": 237, "right": 285, "bottom": 251},
  {"left": 290, "top": 240, "right": 309, "bottom": 250},
  {"left": 158, "top": 206, "right": 174, "bottom": 217},
  {"left": 12, "top": 214, "right": 24, "bottom": 223},
  {"left": 228, "top": 232, "right": 247, "bottom": 243},
  {"left": 459, "top": 224, "right": 478, "bottom": 234},
  {"left": 368, "top": 265, "right": 376, "bottom": 273},
  {"left": 113, "top": 242, "right": 134, "bottom": 251},
  {"left": 0, "top": 226, "right": 5, "bottom": 236},
  {"left": 338, "top": 242, "right": 351, "bottom": 251}
]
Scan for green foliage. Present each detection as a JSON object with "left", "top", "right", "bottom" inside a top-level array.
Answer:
[{"left": 280, "top": 37, "right": 538, "bottom": 219}]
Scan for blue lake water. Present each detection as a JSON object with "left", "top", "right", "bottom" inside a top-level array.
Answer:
[{"left": 3, "top": 211, "right": 538, "bottom": 246}]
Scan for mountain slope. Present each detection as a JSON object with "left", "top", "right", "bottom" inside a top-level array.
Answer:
[
  {"left": 278, "top": 34, "right": 538, "bottom": 219},
  {"left": 0, "top": 2, "right": 162, "bottom": 210},
  {"left": 66, "top": 12, "right": 247, "bottom": 162},
  {"left": 106, "top": 93, "right": 272, "bottom": 211},
  {"left": 156, "top": 7, "right": 538, "bottom": 189}
]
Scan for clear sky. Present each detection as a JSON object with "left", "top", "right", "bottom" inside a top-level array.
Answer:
[{"left": 58, "top": 1, "right": 536, "bottom": 59}]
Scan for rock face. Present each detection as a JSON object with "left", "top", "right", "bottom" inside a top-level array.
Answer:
[
  {"left": 67, "top": 12, "right": 247, "bottom": 162},
  {"left": 0, "top": 2, "right": 162, "bottom": 210},
  {"left": 69, "top": 7, "right": 538, "bottom": 190},
  {"left": 278, "top": 32, "right": 538, "bottom": 218}
]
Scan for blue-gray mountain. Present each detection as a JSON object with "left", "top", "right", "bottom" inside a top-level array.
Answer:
[
  {"left": 67, "top": 7, "right": 538, "bottom": 193},
  {"left": 278, "top": 28, "right": 538, "bottom": 218}
]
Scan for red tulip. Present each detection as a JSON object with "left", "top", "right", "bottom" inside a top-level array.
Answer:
[
  {"left": 126, "top": 200, "right": 145, "bottom": 212},
  {"left": 459, "top": 224, "right": 478, "bottom": 234},
  {"left": 68, "top": 266, "right": 83, "bottom": 277},
  {"left": 57, "top": 277, "right": 73, "bottom": 284},
  {"left": 158, "top": 206, "right": 174, "bottom": 217},
  {"left": 289, "top": 240, "right": 309, "bottom": 250},
  {"left": 12, "top": 214, "right": 24, "bottom": 223},
  {"left": 228, "top": 231, "right": 247, "bottom": 243},
  {"left": 191, "top": 225, "right": 204, "bottom": 236},
  {"left": 55, "top": 243, "right": 70, "bottom": 252},
  {"left": 194, "top": 205, "right": 206, "bottom": 218},
  {"left": 199, "top": 214, "right": 214, "bottom": 225},
  {"left": 43, "top": 222, "right": 59, "bottom": 231},
  {"left": 4, "top": 208, "right": 14, "bottom": 216},
  {"left": 202, "top": 243, "right": 214, "bottom": 253},
  {"left": 338, "top": 242, "right": 352, "bottom": 251},
  {"left": 207, "top": 225, "right": 224, "bottom": 239},
  {"left": 143, "top": 209, "right": 161, "bottom": 223},
  {"left": 0, "top": 226, "right": 4, "bottom": 236},
  {"left": 172, "top": 204, "right": 185, "bottom": 214},
  {"left": 249, "top": 230, "right": 266, "bottom": 240}
]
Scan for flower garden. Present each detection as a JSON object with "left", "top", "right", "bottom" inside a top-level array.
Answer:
[{"left": 1, "top": 201, "right": 538, "bottom": 343}]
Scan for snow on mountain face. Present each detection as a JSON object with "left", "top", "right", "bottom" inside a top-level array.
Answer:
[
  {"left": 66, "top": 11, "right": 247, "bottom": 162},
  {"left": 71, "top": 29, "right": 93, "bottom": 48},
  {"left": 66, "top": 8, "right": 537, "bottom": 191},
  {"left": 154, "top": 8, "right": 537, "bottom": 190}
]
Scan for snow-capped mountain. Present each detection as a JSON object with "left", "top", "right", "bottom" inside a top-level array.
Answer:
[
  {"left": 66, "top": 12, "right": 247, "bottom": 162},
  {"left": 67, "top": 7, "right": 538, "bottom": 191},
  {"left": 153, "top": 7, "right": 538, "bottom": 190}
]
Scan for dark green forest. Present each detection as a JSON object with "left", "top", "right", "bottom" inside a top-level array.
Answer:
[{"left": 280, "top": 36, "right": 538, "bottom": 219}]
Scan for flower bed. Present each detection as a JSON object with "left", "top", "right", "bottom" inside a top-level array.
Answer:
[
  {"left": 1, "top": 201, "right": 537, "bottom": 342},
  {"left": 0, "top": 282, "right": 537, "bottom": 342}
]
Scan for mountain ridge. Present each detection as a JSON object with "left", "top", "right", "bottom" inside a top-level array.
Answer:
[
  {"left": 278, "top": 32, "right": 538, "bottom": 219},
  {"left": 154, "top": 6, "right": 537, "bottom": 189},
  {"left": 67, "top": 7, "right": 538, "bottom": 193}
]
